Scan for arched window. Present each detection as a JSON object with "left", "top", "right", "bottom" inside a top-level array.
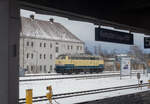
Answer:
[
  {"left": 50, "top": 43, "right": 52, "bottom": 48},
  {"left": 40, "top": 43, "right": 42, "bottom": 47},
  {"left": 44, "top": 54, "right": 46, "bottom": 59},
  {"left": 40, "top": 54, "right": 42, "bottom": 59},
  {"left": 31, "top": 53, "right": 34, "bottom": 59},
  {"left": 26, "top": 41, "right": 29, "bottom": 46},
  {"left": 31, "top": 42, "right": 34, "bottom": 47},
  {"left": 40, "top": 65, "right": 42, "bottom": 71},
  {"left": 50, "top": 54, "right": 52, "bottom": 59},
  {"left": 44, "top": 43, "right": 46, "bottom": 47},
  {"left": 27, "top": 53, "right": 29, "bottom": 59}
]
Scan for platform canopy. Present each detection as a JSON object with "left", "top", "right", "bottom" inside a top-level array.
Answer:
[{"left": 19, "top": 0, "right": 150, "bottom": 34}]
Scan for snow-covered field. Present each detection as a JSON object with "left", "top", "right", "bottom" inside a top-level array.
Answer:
[{"left": 19, "top": 73, "right": 150, "bottom": 104}]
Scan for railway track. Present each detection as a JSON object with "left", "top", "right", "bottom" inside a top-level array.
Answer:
[
  {"left": 19, "top": 83, "right": 149, "bottom": 104},
  {"left": 20, "top": 73, "right": 139, "bottom": 82},
  {"left": 23, "top": 70, "right": 141, "bottom": 77},
  {"left": 20, "top": 73, "right": 121, "bottom": 82}
]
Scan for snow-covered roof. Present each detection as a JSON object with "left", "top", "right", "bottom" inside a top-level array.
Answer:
[{"left": 20, "top": 17, "right": 83, "bottom": 43}]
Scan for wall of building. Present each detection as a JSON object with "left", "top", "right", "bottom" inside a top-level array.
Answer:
[
  {"left": 19, "top": 37, "right": 84, "bottom": 73},
  {"left": 104, "top": 58, "right": 116, "bottom": 71}
]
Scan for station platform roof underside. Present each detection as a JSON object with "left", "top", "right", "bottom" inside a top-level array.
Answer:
[{"left": 19, "top": 0, "right": 150, "bottom": 35}]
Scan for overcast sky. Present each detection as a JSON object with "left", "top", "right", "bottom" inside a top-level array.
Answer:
[{"left": 21, "top": 9, "right": 150, "bottom": 53}]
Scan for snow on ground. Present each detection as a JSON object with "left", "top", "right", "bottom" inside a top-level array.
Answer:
[{"left": 19, "top": 73, "right": 150, "bottom": 104}]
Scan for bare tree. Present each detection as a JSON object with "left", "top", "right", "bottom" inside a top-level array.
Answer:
[
  {"left": 96, "top": 45, "right": 109, "bottom": 58},
  {"left": 94, "top": 45, "right": 97, "bottom": 55},
  {"left": 85, "top": 46, "right": 92, "bottom": 55},
  {"left": 128, "top": 45, "right": 144, "bottom": 61},
  {"left": 110, "top": 49, "right": 117, "bottom": 58},
  {"left": 98, "top": 45, "right": 103, "bottom": 56},
  {"left": 101, "top": 49, "right": 110, "bottom": 59},
  {"left": 128, "top": 45, "right": 148, "bottom": 72}
]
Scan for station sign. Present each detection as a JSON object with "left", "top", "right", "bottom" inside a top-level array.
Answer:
[
  {"left": 144, "top": 37, "right": 150, "bottom": 48},
  {"left": 95, "top": 28, "right": 134, "bottom": 45}
]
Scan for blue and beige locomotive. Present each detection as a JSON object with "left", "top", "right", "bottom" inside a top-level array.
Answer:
[{"left": 55, "top": 54, "right": 104, "bottom": 74}]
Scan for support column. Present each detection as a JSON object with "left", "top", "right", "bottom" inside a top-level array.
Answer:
[{"left": 0, "top": 0, "right": 20, "bottom": 104}]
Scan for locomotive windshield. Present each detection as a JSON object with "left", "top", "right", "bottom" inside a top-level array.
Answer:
[{"left": 56, "top": 55, "right": 66, "bottom": 59}]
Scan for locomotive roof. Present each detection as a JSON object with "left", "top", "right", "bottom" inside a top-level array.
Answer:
[{"left": 58, "top": 53, "right": 101, "bottom": 57}]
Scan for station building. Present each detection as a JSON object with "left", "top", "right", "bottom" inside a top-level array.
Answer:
[{"left": 19, "top": 15, "right": 85, "bottom": 73}]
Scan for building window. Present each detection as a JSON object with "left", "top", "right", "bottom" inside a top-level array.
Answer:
[
  {"left": 44, "top": 54, "right": 46, "bottom": 59},
  {"left": 27, "top": 42, "right": 29, "bottom": 46},
  {"left": 31, "top": 53, "right": 34, "bottom": 59},
  {"left": 40, "top": 65, "right": 42, "bottom": 71},
  {"left": 44, "top": 43, "right": 46, "bottom": 47},
  {"left": 40, "top": 54, "right": 42, "bottom": 59},
  {"left": 44, "top": 65, "right": 46, "bottom": 72},
  {"left": 56, "top": 47, "right": 59, "bottom": 53},
  {"left": 50, "top": 43, "right": 52, "bottom": 48},
  {"left": 50, "top": 65, "right": 53, "bottom": 71},
  {"left": 40, "top": 43, "right": 42, "bottom": 47},
  {"left": 71, "top": 45, "right": 73, "bottom": 50},
  {"left": 50, "top": 54, "right": 52, "bottom": 59},
  {"left": 31, "top": 42, "right": 33, "bottom": 46},
  {"left": 68, "top": 45, "right": 70, "bottom": 50},
  {"left": 56, "top": 42, "right": 59, "bottom": 45},
  {"left": 31, "top": 66, "right": 33, "bottom": 72},
  {"left": 27, "top": 53, "right": 29, "bottom": 59}
]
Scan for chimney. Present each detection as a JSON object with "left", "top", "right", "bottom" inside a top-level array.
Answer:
[
  {"left": 49, "top": 18, "right": 54, "bottom": 23},
  {"left": 30, "top": 14, "right": 34, "bottom": 20}
]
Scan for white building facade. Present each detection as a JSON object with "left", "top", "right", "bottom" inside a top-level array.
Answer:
[{"left": 19, "top": 16, "right": 84, "bottom": 73}]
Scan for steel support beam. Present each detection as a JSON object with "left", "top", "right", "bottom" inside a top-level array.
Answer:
[{"left": 0, "top": 0, "right": 20, "bottom": 104}]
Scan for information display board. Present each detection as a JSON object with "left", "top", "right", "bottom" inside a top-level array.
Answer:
[
  {"left": 144, "top": 37, "right": 150, "bottom": 48},
  {"left": 121, "top": 57, "right": 131, "bottom": 76},
  {"left": 95, "top": 28, "right": 134, "bottom": 45}
]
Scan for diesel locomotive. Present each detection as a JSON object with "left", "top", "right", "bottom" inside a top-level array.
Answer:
[{"left": 55, "top": 54, "right": 104, "bottom": 74}]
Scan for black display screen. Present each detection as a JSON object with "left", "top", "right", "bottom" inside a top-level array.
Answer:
[
  {"left": 95, "top": 28, "right": 134, "bottom": 45},
  {"left": 144, "top": 37, "right": 150, "bottom": 48}
]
